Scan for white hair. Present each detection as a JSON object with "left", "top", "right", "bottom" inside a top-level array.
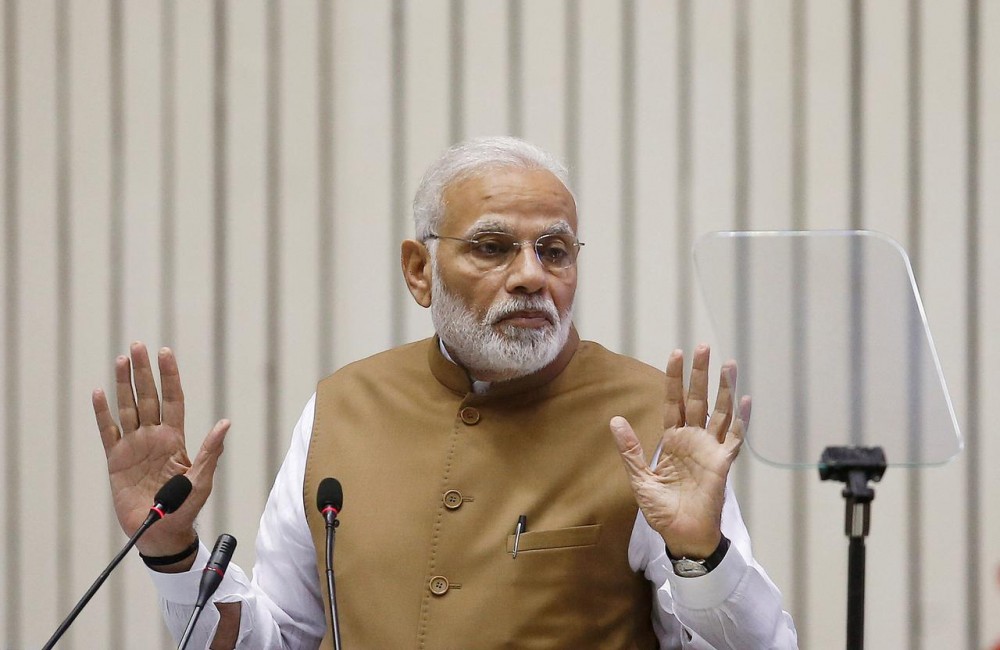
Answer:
[{"left": 412, "top": 136, "right": 573, "bottom": 241}]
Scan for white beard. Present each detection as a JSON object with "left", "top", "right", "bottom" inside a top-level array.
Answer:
[{"left": 430, "top": 257, "right": 573, "bottom": 381}]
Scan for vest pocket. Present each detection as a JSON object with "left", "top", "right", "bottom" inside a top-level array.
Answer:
[{"left": 505, "top": 523, "right": 601, "bottom": 553}]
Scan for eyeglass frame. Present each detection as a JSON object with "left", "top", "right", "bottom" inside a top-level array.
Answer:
[{"left": 424, "top": 230, "right": 585, "bottom": 272}]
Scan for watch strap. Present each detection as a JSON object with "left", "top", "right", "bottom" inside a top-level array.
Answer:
[{"left": 666, "top": 534, "right": 731, "bottom": 576}]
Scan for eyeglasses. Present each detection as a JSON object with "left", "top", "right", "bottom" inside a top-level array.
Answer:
[{"left": 426, "top": 231, "right": 584, "bottom": 272}]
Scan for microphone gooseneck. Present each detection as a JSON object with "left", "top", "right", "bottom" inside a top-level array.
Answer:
[
  {"left": 177, "top": 533, "right": 238, "bottom": 650},
  {"left": 42, "top": 474, "right": 194, "bottom": 650},
  {"left": 316, "top": 478, "right": 344, "bottom": 650}
]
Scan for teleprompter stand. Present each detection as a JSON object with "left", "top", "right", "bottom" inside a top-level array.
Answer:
[{"left": 818, "top": 446, "right": 888, "bottom": 650}]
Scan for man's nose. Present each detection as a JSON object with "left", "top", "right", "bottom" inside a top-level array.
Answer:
[{"left": 504, "top": 245, "right": 547, "bottom": 294}]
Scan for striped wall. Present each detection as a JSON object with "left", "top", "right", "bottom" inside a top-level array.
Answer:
[{"left": 1, "top": 1, "right": 998, "bottom": 648}]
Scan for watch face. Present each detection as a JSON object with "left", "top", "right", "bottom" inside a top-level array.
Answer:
[{"left": 672, "top": 559, "right": 709, "bottom": 578}]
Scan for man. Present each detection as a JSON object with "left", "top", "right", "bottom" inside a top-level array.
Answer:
[{"left": 94, "top": 137, "right": 797, "bottom": 648}]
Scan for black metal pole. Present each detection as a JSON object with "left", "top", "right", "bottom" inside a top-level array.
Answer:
[
  {"left": 819, "top": 446, "right": 885, "bottom": 650},
  {"left": 847, "top": 535, "right": 866, "bottom": 649}
]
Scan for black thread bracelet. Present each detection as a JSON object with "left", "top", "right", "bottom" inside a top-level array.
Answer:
[{"left": 140, "top": 536, "right": 200, "bottom": 568}]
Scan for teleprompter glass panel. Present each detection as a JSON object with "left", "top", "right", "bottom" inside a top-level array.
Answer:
[{"left": 693, "top": 230, "right": 961, "bottom": 468}]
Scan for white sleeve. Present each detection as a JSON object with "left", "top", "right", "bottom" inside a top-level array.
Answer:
[
  {"left": 147, "top": 395, "right": 325, "bottom": 649},
  {"left": 629, "top": 483, "right": 799, "bottom": 649}
]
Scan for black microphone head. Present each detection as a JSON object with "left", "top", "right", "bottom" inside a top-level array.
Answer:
[
  {"left": 316, "top": 477, "right": 343, "bottom": 514},
  {"left": 154, "top": 474, "right": 193, "bottom": 514},
  {"left": 196, "top": 533, "right": 238, "bottom": 609},
  {"left": 210, "top": 533, "right": 238, "bottom": 572}
]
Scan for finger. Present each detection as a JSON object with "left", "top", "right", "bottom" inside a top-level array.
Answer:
[
  {"left": 706, "top": 361, "right": 736, "bottom": 443},
  {"left": 685, "top": 344, "right": 711, "bottom": 428},
  {"left": 158, "top": 348, "right": 185, "bottom": 431},
  {"left": 609, "top": 416, "right": 652, "bottom": 480},
  {"left": 737, "top": 395, "right": 751, "bottom": 434},
  {"left": 725, "top": 396, "right": 751, "bottom": 456},
  {"left": 185, "top": 419, "right": 232, "bottom": 489},
  {"left": 130, "top": 341, "right": 161, "bottom": 427},
  {"left": 663, "top": 350, "right": 686, "bottom": 430},
  {"left": 115, "top": 354, "right": 140, "bottom": 434},
  {"left": 93, "top": 389, "right": 122, "bottom": 455}
]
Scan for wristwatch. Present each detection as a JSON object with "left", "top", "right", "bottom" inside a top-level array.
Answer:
[{"left": 666, "top": 535, "right": 731, "bottom": 578}]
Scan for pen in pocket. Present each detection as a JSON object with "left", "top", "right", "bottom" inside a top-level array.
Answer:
[{"left": 512, "top": 514, "right": 527, "bottom": 559}]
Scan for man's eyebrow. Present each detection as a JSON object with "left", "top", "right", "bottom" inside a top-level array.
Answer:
[
  {"left": 543, "top": 221, "right": 573, "bottom": 235},
  {"left": 464, "top": 218, "right": 510, "bottom": 235},
  {"left": 463, "top": 219, "right": 574, "bottom": 237}
]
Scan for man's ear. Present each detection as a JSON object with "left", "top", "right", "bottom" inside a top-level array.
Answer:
[{"left": 401, "top": 239, "right": 433, "bottom": 308}]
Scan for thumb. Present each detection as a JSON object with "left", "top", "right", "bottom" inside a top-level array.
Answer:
[
  {"left": 186, "top": 419, "right": 231, "bottom": 488},
  {"left": 609, "top": 416, "right": 651, "bottom": 479}
]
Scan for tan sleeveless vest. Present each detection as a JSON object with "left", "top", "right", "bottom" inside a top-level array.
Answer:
[{"left": 304, "top": 333, "right": 665, "bottom": 649}]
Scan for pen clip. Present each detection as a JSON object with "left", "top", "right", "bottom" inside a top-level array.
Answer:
[{"left": 512, "top": 515, "right": 527, "bottom": 559}]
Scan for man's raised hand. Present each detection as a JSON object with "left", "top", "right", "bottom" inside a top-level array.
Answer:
[
  {"left": 610, "top": 345, "right": 748, "bottom": 558},
  {"left": 93, "top": 342, "right": 230, "bottom": 564}
]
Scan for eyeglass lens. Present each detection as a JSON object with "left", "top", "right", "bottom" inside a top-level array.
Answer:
[{"left": 467, "top": 232, "right": 578, "bottom": 270}]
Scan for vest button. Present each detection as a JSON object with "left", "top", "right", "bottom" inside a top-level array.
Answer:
[
  {"left": 428, "top": 575, "right": 450, "bottom": 596},
  {"left": 443, "top": 490, "right": 463, "bottom": 510},
  {"left": 460, "top": 407, "right": 480, "bottom": 425}
]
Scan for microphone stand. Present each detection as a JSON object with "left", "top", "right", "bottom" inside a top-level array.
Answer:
[
  {"left": 819, "top": 446, "right": 887, "bottom": 650},
  {"left": 177, "top": 533, "right": 237, "bottom": 650},
  {"left": 324, "top": 515, "right": 343, "bottom": 650},
  {"left": 177, "top": 604, "right": 205, "bottom": 650},
  {"left": 42, "top": 516, "right": 159, "bottom": 650}
]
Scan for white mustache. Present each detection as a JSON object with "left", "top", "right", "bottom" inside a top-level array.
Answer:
[{"left": 486, "top": 296, "right": 559, "bottom": 325}]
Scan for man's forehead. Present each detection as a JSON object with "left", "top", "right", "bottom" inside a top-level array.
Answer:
[{"left": 440, "top": 168, "right": 578, "bottom": 235}]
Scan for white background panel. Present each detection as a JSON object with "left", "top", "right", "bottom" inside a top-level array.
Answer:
[{"left": 1, "top": 1, "right": 996, "bottom": 647}]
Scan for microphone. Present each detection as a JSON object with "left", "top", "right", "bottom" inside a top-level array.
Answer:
[
  {"left": 177, "top": 533, "right": 238, "bottom": 650},
  {"left": 316, "top": 478, "right": 344, "bottom": 650},
  {"left": 42, "top": 474, "right": 194, "bottom": 650},
  {"left": 317, "top": 477, "right": 343, "bottom": 525}
]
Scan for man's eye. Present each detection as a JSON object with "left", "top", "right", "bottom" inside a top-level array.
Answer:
[
  {"left": 539, "top": 245, "right": 569, "bottom": 262},
  {"left": 537, "top": 237, "right": 572, "bottom": 263},
  {"left": 470, "top": 237, "right": 513, "bottom": 257}
]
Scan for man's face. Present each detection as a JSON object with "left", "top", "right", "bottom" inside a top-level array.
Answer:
[{"left": 429, "top": 167, "right": 579, "bottom": 381}]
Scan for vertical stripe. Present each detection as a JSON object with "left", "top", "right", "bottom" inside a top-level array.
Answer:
[
  {"left": 733, "top": 1, "right": 749, "bottom": 234},
  {"left": 507, "top": 0, "right": 522, "bottom": 137},
  {"left": 55, "top": 0, "right": 73, "bottom": 629},
  {"left": 620, "top": 0, "right": 635, "bottom": 356},
  {"left": 265, "top": 0, "right": 281, "bottom": 485},
  {"left": 563, "top": 0, "right": 580, "bottom": 332},
  {"left": 731, "top": 0, "right": 751, "bottom": 525},
  {"left": 789, "top": 0, "right": 809, "bottom": 640},
  {"left": 789, "top": 243, "right": 810, "bottom": 638},
  {"left": 449, "top": 0, "right": 464, "bottom": 143},
  {"left": 563, "top": 0, "right": 578, "bottom": 187},
  {"left": 317, "top": 0, "right": 334, "bottom": 373},
  {"left": 848, "top": 0, "right": 864, "bottom": 443},
  {"left": 159, "top": 9, "right": 177, "bottom": 642},
  {"left": 390, "top": 0, "right": 407, "bottom": 346},
  {"left": 2, "top": 0, "right": 20, "bottom": 644},
  {"left": 848, "top": 243, "right": 865, "bottom": 445},
  {"left": 107, "top": 0, "right": 126, "bottom": 644},
  {"left": 212, "top": 0, "right": 229, "bottom": 533},
  {"left": 676, "top": 0, "right": 692, "bottom": 350},
  {"left": 161, "top": 0, "right": 177, "bottom": 346},
  {"left": 905, "top": 0, "right": 924, "bottom": 646},
  {"left": 964, "top": 1, "right": 981, "bottom": 647},
  {"left": 849, "top": 0, "right": 863, "bottom": 231}
]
